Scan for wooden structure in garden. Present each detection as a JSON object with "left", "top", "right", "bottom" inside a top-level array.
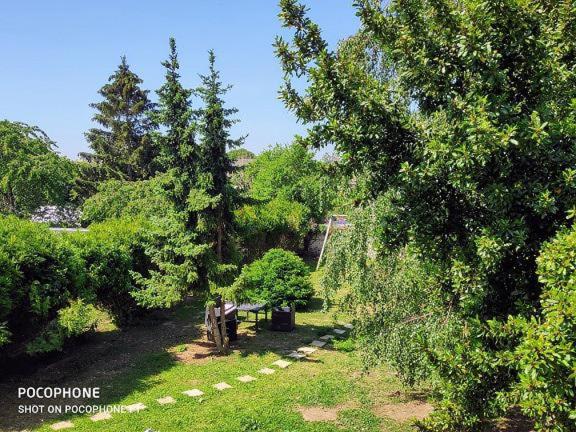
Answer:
[{"left": 316, "top": 215, "right": 350, "bottom": 270}]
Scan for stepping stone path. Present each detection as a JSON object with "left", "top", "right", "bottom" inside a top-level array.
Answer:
[
  {"left": 90, "top": 412, "right": 112, "bottom": 422},
  {"left": 272, "top": 359, "right": 292, "bottom": 368},
  {"left": 157, "top": 396, "right": 176, "bottom": 405},
  {"left": 67, "top": 326, "right": 354, "bottom": 426},
  {"left": 183, "top": 389, "right": 204, "bottom": 397},
  {"left": 237, "top": 375, "right": 257, "bottom": 383},
  {"left": 213, "top": 382, "right": 232, "bottom": 391},
  {"left": 125, "top": 403, "right": 147, "bottom": 413},
  {"left": 310, "top": 340, "right": 327, "bottom": 348},
  {"left": 51, "top": 421, "right": 74, "bottom": 430},
  {"left": 287, "top": 351, "right": 307, "bottom": 359}
]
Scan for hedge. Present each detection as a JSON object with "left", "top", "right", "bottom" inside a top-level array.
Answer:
[{"left": 0, "top": 215, "right": 152, "bottom": 357}]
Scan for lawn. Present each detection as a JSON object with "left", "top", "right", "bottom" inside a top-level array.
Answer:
[{"left": 1, "top": 290, "right": 432, "bottom": 432}]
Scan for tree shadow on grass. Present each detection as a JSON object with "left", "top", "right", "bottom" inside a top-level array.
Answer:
[
  {"left": 0, "top": 297, "right": 205, "bottom": 432},
  {"left": 0, "top": 296, "right": 345, "bottom": 431}
]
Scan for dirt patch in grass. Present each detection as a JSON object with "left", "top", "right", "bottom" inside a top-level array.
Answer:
[
  {"left": 373, "top": 401, "right": 434, "bottom": 422},
  {"left": 170, "top": 340, "right": 218, "bottom": 364},
  {"left": 298, "top": 402, "right": 358, "bottom": 422},
  {"left": 490, "top": 408, "right": 535, "bottom": 432},
  {"left": 0, "top": 298, "right": 204, "bottom": 431}
]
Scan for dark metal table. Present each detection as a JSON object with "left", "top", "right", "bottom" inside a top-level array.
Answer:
[{"left": 237, "top": 303, "right": 268, "bottom": 330}]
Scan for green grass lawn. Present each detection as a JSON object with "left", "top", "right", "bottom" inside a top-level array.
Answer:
[{"left": 17, "top": 296, "right": 431, "bottom": 432}]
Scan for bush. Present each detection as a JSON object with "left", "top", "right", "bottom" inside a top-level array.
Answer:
[
  {"left": 26, "top": 299, "right": 100, "bottom": 354},
  {"left": 67, "top": 218, "right": 151, "bottom": 325},
  {"left": 0, "top": 215, "right": 88, "bottom": 353},
  {"left": 512, "top": 227, "right": 576, "bottom": 431},
  {"left": 230, "top": 248, "right": 313, "bottom": 308},
  {"left": 235, "top": 197, "right": 309, "bottom": 260}
]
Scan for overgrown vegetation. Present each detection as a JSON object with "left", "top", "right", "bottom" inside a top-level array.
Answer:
[
  {"left": 276, "top": 0, "right": 576, "bottom": 430},
  {"left": 3, "top": 1, "right": 575, "bottom": 429},
  {"left": 0, "top": 121, "right": 76, "bottom": 215}
]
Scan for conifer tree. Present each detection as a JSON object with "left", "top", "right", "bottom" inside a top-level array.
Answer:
[
  {"left": 195, "top": 50, "right": 245, "bottom": 261},
  {"left": 85, "top": 56, "right": 156, "bottom": 182},
  {"left": 154, "top": 39, "right": 195, "bottom": 177},
  {"left": 132, "top": 38, "right": 213, "bottom": 310}
]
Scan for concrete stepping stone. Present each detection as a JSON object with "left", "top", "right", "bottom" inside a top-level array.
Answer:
[
  {"left": 213, "top": 382, "right": 232, "bottom": 391},
  {"left": 157, "top": 396, "right": 176, "bottom": 405},
  {"left": 125, "top": 403, "right": 147, "bottom": 413},
  {"left": 287, "top": 351, "right": 307, "bottom": 359},
  {"left": 272, "top": 359, "right": 291, "bottom": 368},
  {"left": 310, "top": 340, "right": 327, "bottom": 348},
  {"left": 298, "top": 346, "right": 317, "bottom": 354},
  {"left": 237, "top": 375, "right": 257, "bottom": 383},
  {"left": 90, "top": 412, "right": 112, "bottom": 422},
  {"left": 51, "top": 421, "right": 74, "bottom": 430},
  {"left": 182, "top": 389, "right": 204, "bottom": 397},
  {"left": 333, "top": 329, "right": 346, "bottom": 335},
  {"left": 258, "top": 367, "right": 276, "bottom": 375},
  {"left": 343, "top": 323, "right": 354, "bottom": 329},
  {"left": 319, "top": 334, "right": 334, "bottom": 340}
]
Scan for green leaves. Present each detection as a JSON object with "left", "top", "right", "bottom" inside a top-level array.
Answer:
[
  {"left": 276, "top": 0, "right": 576, "bottom": 429},
  {"left": 230, "top": 248, "right": 313, "bottom": 308},
  {"left": 0, "top": 121, "right": 76, "bottom": 215}
]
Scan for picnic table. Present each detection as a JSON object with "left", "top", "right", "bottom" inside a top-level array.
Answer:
[{"left": 237, "top": 303, "right": 268, "bottom": 330}]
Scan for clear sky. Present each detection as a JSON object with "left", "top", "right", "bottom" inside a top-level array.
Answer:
[{"left": 0, "top": 1, "right": 360, "bottom": 159}]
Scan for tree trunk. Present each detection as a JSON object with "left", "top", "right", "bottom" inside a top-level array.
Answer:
[
  {"left": 216, "top": 222, "right": 223, "bottom": 262},
  {"left": 219, "top": 301, "right": 229, "bottom": 353},
  {"left": 208, "top": 304, "right": 223, "bottom": 353}
]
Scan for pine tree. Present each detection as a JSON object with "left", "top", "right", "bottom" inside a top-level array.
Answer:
[
  {"left": 85, "top": 56, "right": 156, "bottom": 182},
  {"left": 195, "top": 50, "right": 245, "bottom": 261},
  {"left": 154, "top": 39, "right": 196, "bottom": 176},
  {"left": 132, "top": 38, "right": 213, "bottom": 310}
]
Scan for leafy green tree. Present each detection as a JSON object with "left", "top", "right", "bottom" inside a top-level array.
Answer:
[
  {"left": 228, "top": 148, "right": 255, "bottom": 161},
  {"left": 244, "top": 143, "right": 334, "bottom": 223},
  {"left": 195, "top": 50, "right": 245, "bottom": 261},
  {"left": 80, "top": 175, "right": 173, "bottom": 224},
  {"left": 0, "top": 120, "right": 75, "bottom": 215},
  {"left": 84, "top": 56, "right": 157, "bottom": 184},
  {"left": 276, "top": 0, "right": 576, "bottom": 430}
]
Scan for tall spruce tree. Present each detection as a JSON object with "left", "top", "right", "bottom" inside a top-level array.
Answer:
[
  {"left": 85, "top": 56, "right": 156, "bottom": 182},
  {"left": 131, "top": 38, "right": 214, "bottom": 310},
  {"left": 195, "top": 50, "right": 245, "bottom": 261}
]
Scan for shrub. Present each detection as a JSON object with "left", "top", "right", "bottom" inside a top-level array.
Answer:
[
  {"left": 235, "top": 197, "right": 309, "bottom": 260},
  {"left": 67, "top": 218, "right": 151, "bottom": 325},
  {"left": 511, "top": 227, "right": 576, "bottom": 431},
  {"left": 0, "top": 215, "right": 88, "bottom": 353},
  {"left": 231, "top": 248, "right": 313, "bottom": 308},
  {"left": 26, "top": 299, "right": 100, "bottom": 354}
]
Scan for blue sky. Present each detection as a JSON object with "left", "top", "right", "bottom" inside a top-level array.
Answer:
[{"left": 0, "top": 1, "right": 360, "bottom": 159}]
